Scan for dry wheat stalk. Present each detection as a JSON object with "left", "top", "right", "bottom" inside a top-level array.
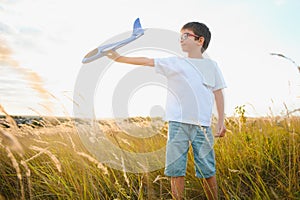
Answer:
[
  {"left": 121, "top": 156, "right": 130, "bottom": 187},
  {"left": 52, "top": 141, "right": 68, "bottom": 147},
  {"left": 32, "top": 138, "right": 49, "bottom": 144},
  {"left": 0, "top": 129, "right": 24, "bottom": 156},
  {"left": 21, "top": 160, "right": 32, "bottom": 200},
  {"left": 76, "top": 151, "right": 108, "bottom": 175},
  {"left": 67, "top": 132, "right": 76, "bottom": 151},
  {"left": 29, "top": 145, "right": 62, "bottom": 173},
  {"left": 0, "top": 104, "right": 18, "bottom": 129},
  {"left": 0, "top": 144, "right": 25, "bottom": 200}
]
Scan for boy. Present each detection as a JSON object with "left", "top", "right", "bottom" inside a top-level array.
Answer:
[{"left": 107, "top": 22, "right": 226, "bottom": 200}]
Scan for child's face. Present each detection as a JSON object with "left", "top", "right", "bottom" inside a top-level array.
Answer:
[{"left": 180, "top": 29, "right": 203, "bottom": 53}]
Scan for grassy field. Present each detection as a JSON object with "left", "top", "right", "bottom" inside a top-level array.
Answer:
[{"left": 0, "top": 112, "right": 299, "bottom": 199}]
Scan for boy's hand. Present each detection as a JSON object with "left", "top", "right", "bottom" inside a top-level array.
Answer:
[
  {"left": 107, "top": 50, "right": 120, "bottom": 60},
  {"left": 215, "top": 122, "right": 226, "bottom": 137}
]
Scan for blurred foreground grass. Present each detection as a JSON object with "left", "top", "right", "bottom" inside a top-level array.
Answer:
[{"left": 0, "top": 112, "right": 299, "bottom": 199}]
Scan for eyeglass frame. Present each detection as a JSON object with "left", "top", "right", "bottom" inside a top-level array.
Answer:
[{"left": 180, "top": 32, "right": 201, "bottom": 41}]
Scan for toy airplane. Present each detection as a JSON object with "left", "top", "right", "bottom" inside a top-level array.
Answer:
[{"left": 82, "top": 18, "right": 145, "bottom": 64}]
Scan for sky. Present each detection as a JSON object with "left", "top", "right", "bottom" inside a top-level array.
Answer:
[{"left": 0, "top": 0, "right": 299, "bottom": 118}]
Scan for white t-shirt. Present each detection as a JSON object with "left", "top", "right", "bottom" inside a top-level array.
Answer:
[{"left": 154, "top": 57, "right": 226, "bottom": 126}]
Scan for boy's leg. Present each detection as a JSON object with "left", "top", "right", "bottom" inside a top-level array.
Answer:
[
  {"left": 165, "top": 122, "right": 190, "bottom": 199},
  {"left": 171, "top": 176, "right": 184, "bottom": 200},
  {"left": 190, "top": 126, "right": 217, "bottom": 199},
  {"left": 203, "top": 175, "right": 218, "bottom": 200}
]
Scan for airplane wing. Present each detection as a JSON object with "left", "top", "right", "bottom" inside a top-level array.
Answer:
[{"left": 82, "top": 18, "right": 144, "bottom": 64}]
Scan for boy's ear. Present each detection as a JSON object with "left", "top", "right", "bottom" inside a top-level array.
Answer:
[{"left": 198, "top": 36, "right": 205, "bottom": 46}]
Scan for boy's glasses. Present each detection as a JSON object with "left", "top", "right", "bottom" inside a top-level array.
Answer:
[{"left": 180, "top": 33, "right": 200, "bottom": 41}]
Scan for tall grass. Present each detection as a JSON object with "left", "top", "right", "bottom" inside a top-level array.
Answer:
[
  {"left": 215, "top": 116, "right": 300, "bottom": 199},
  {"left": 0, "top": 109, "right": 299, "bottom": 199}
]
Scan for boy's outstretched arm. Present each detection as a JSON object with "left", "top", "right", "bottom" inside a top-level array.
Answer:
[
  {"left": 213, "top": 89, "right": 226, "bottom": 137},
  {"left": 107, "top": 50, "right": 154, "bottom": 67}
]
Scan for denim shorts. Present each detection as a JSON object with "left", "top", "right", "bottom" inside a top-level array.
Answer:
[{"left": 164, "top": 121, "right": 216, "bottom": 178}]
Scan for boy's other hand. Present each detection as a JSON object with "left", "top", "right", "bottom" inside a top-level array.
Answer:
[{"left": 215, "top": 123, "right": 226, "bottom": 138}]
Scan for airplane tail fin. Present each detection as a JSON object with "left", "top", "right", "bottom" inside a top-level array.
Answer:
[{"left": 132, "top": 18, "right": 144, "bottom": 36}]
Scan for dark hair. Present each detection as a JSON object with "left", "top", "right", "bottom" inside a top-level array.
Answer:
[{"left": 181, "top": 22, "right": 211, "bottom": 53}]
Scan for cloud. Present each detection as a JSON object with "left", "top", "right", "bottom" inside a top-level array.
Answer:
[
  {"left": 18, "top": 26, "right": 42, "bottom": 36},
  {"left": 0, "top": 37, "right": 18, "bottom": 66},
  {"left": 0, "top": 22, "right": 14, "bottom": 35},
  {"left": 0, "top": 37, "right": 50, "bottom": 101},
  {"left": 0, "top": 21, "right": 48, "bottom": 54},
  {"left": 0, "top": 0, "right": 52, "bottom": 52},
  {"left": 0, "top": 0, "right": 19, "bottom": 4}
]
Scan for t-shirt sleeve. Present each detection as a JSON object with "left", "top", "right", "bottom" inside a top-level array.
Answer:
[
  {"left": 212, "top": 62, "right": 226, "bottom": 91},
  {"left": 154, "top": 57, "right": 176, "bottom": 77}
]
